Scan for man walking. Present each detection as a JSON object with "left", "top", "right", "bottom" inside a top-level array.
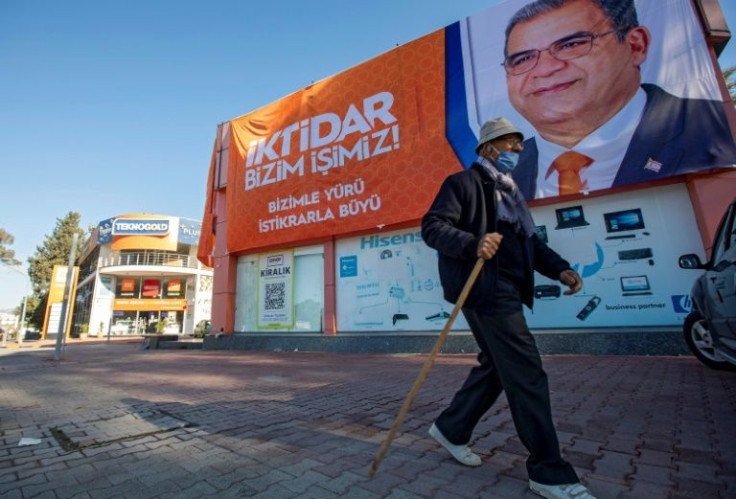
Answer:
[{"left": 421, "top": 117, "right": 595, "bottom": 499}]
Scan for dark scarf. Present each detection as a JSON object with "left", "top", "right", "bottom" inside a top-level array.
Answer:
[{"left": 478, "top": 156, "right": 535, "bottom": 238}]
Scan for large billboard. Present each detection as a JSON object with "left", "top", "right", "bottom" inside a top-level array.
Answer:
[
  {"left": 448, "top": 0, "right": 736, "bottom": 200},
  {"left": 201, "top": 0, "right": 735, "bottom": 258},
  {"left": 224, "top": 31, "right": 461, "bottom": 254}
]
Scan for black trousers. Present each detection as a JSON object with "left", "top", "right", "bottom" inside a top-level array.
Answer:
[{"left": 434, "top": 278, "right": 578, "bottom": 485}]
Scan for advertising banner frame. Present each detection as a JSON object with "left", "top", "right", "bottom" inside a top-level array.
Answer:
[{"left": 204, "top": 0, "right": 735, "bottom": 260}]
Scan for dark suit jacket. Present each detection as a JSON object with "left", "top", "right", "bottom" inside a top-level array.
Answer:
[{"left": 512, "top": 84, "right": 736, "bottom": 199}]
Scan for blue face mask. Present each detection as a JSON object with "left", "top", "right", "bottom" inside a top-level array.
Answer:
[{"left": 494, "top": 151, "right": 520, "bottom": 173}]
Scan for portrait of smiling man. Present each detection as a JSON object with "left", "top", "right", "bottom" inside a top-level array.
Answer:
[{"left": 498, "top": 0, "right": 736, "bottom": 200}]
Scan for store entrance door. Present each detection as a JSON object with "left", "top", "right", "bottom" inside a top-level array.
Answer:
[{"left": 160, "top": 311, "right": 183, "bottom": 334}]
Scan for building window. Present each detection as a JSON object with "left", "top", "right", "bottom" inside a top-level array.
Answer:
[{"left": 235, "top": 245, "right": 324, "bottom": 332}]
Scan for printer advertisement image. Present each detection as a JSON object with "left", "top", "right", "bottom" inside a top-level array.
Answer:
[{"left": 335, "top": 228, "right": 468, "bottom": 332}]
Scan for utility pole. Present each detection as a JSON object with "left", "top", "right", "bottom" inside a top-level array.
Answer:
[
  {"left": 1, "top": 263, "right": 30, "bottom": 346},
  {"left": 54, "top": 234, "right": 78, "bottom": 364},
  {"left": 17, "top": 294, "right": 27, "bottom": 345}
]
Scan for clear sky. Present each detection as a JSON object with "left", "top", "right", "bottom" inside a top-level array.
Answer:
[{"left": 1, "top": 0, "right": 735, "bottom": 311}]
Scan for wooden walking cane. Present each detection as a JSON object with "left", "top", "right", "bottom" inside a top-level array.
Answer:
[{"left": 369, "top": 257, "right": 485, "bottom": 478}]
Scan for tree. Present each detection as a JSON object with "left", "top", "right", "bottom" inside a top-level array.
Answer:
[
  {"left": 724, "top": 66, "right": 736, "bottom": 105},
  {"left": 0, "top": 228, "right": 21, "bottom": 266},
  {"left": 26, "top": 212, "right": 86, "bottom": 326}
]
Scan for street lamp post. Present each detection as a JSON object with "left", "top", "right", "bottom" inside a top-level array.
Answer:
[
  {"left": 1, "top": 263, "right": 31, "bottom": 346},
  {"left": 17, "top": 293, "right": 28, "bottom": 345}
]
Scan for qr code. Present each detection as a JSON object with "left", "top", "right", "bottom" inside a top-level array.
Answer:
[{"left": 265, "top": 282, "right": 286, "bottom": 310}]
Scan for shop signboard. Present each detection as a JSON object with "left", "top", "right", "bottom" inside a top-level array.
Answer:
[
  {"left": 112, "top": 299, "right": 187, "bottom": 311},
  {"left": 112, "top": 219, "right": 170, "bottom": 236},
  {"left": 97, "top": 218, "right": 114, "bottom": 245},
  {"left": 177, "top": 218, "right": 202, "bottom": 245},
  {"left": 166, "top": 279, "right": 182, "bottom": 297},
  {"left": 119, "top": 278, "right": 137, "bottom": 297},
  {"left": 142, "top": 279, "right": 161, "bottom": 298},
  {"left": 108, "top": 214, "right": 179, "bottom": 251}
]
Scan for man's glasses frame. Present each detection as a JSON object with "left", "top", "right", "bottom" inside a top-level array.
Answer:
[{"left": 502, "top": 29, "right": 619, "bottom": 75}]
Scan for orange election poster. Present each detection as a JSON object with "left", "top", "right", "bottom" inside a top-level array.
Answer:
[{"left": 226, "top": 29, "right": 462, "bottom": 254}]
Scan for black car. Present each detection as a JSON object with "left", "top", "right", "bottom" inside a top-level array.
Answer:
[{"left": 679, "top": 197, "right": 736, "bottom": 370}]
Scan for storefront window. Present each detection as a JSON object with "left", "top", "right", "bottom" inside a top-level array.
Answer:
[
  {"left": 294, "top": 253, "right": 323, "bottom": 331},
  {"left": 71, "top": 280, "right": 94, "bottom": 337},
  {"left": 110, "top": 274, "right": 189, "bottom": 335},
  {"left": 111, "top": 311, "right": 141, "bottom": 335},
  {"left": 78, "top": 246, "right": 99, "bottom": 283},
  {"left": 235, "top": 257, "right": 258, "bottom": 331},
  {"left": 235, "top": 245, "right": 324, "bottom": 332},
  {"left": 109, "top": 310, "right": 184, "bottom": 336},
  {"left": 160, "top": 311, "right": 183, "bottom": 334}
]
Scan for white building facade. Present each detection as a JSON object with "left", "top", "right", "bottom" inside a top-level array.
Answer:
[{"left": 72, "top": 214, "right": 212, "bottom": 337}]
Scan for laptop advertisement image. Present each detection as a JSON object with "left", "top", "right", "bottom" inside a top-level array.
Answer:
[
  {"left": 620, "top": 275, "right": 652, "bottom": 296},
  {"left": 555, "top": 205, "right": 590, "bottom": 230},
  {"left": 604, "top": 208, "right": 647, "bottom": 239}
]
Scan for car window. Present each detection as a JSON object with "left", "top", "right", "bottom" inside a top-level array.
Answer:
[{"left": 712, "top": 203, "right": 735, "bottom": 263}]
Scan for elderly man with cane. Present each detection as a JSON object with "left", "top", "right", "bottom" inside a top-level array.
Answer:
[{"left": 420, "top": 117, "right": 594, "bottom": 499}]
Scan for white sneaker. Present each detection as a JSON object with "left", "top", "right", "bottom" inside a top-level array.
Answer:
[
  {"left": 428, "top": 423, "right": 481, "bottom": 467},
  {"left": 529, "top": 480, "right": 596, "bottom": 499}
]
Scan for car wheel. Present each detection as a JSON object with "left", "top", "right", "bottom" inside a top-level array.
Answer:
[{"left": 683, "top": 311, "right": 736, "bottom": 371}]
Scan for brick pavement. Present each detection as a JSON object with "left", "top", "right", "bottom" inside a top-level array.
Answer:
[{"left": 0, "top": 344, "right": 734, "bottom": 498}]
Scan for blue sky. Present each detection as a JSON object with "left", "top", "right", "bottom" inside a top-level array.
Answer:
[{"left": 1, "top": 0, "right": 735, "bottom": 311}]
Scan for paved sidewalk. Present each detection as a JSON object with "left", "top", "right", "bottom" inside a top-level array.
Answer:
[
  {"left": 0, "top": 335, "right": 153, "bottom": 350},
  {"left": 1, "top": 344, "right": 734, "bottom": 498}
]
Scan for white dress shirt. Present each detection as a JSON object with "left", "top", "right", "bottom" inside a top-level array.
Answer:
[{"left": 534, "top": 88, "right": 647, "bottom": 199}]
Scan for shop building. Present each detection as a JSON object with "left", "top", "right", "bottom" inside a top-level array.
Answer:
[
  {"left": 197, "top": 0, "right": 735, "bottom": 354},
  {"left": 72, "top": 215, "right": 212, "bottom": 337}
]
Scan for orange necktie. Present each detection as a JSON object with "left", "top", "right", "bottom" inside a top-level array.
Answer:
[{"left": 550, "top": 151, "right": 593, "bottom": 196}]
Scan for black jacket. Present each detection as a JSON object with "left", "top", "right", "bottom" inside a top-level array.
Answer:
[{"left": 421, "top": 163, "right": 570, "bottom": 310}]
